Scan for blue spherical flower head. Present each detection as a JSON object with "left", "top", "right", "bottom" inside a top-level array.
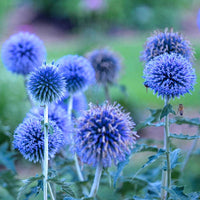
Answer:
[
  {"left": 27, "top": 63, "right": 66, "bottom": 104},
  {"left": 75, "top": 102, "right": 138, "bottom": 168},
  {"left": 13, "top": 117, "right": 64, "bottom": 163},
  {"left": 141, "top": 29, "right": 194, "bottom": 63},
  {"left": 143, "top": 53, "right": 196, "bottom": 99},
  {"left": 57, "top": 55, "right": 95, "bottom": 94},
  {"left": 27, "top": 103, "right": 72, "bottom": 143},
  {"left": 2, "top": 32, "right": 46, "bottom": 75},
  {"left": 87, "top": 49, "right": 121, "bottom": 85}
]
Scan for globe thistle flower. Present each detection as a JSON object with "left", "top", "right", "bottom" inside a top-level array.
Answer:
[
  {"left": 141, "top": 29, "right": 194, "bottom": 63},
  {"left": 2, "top": 32, "right": 46, "bottom": 75},
  {"left": 27, "top": 63, "right": 66, "bottom": 104},
  {"left": 87, "top": 49, "right": 121, "bottom": 85},
  {"left": 75, "top": 102, "right": 138, "bottom": 168},
  {"left": 57, "top": 55, "right": 95, "bottom": 94},
  {"left": 143, "top": 53, "right": 196, "bottom": 99},
  {"left": 27, "top": 104, "right": 71, "bottom": 142},
  {"left": 13, "top": 117, "right": 64, "bottom": 163},
  {"left": 197, "top": 9, "right": 200, "bottom": 30}
]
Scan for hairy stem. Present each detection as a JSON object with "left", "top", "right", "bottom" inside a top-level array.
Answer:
[
  {"left": 48, "top": 182, "right": 55, "bottom": 200},
  {"left": 104, "top": 84, "right": 111, "bottom": 102},
  {"left": 43, "top": 104, "right": 49, "bottom": 200},
  {"left": 89, "top": 163, "right": 103, "bottom": 198},
  {"left": 161, "top": 97, "right": 171, "bottom": 200}
]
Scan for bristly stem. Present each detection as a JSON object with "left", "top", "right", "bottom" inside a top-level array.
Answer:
[
  {"left": 161, "top": 97, "right": 171, "bottom": 200},
  {"left": 89, "top": 163, "right": 103, "bottom": 198},
  {"left": 48, "top": 182, "right": 55, "bottom": 200},
  {"left": 43, "top": 104, "right": 49, "bottom": 200},
  {"left": 104, "top": 84, "right": 111, "bottom": 102}
]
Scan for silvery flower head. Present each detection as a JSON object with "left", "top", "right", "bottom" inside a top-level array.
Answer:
[
  {"left": 87, "top": 49, "right": 121, "bottom": 85},
  {"left": 75, "top": 102, "right": 138, "bottom": 168},
  {"left": 27, "top": 62, "right": 66, "bottom": 104},
  {"left": 2, "top": 32, "right": 46, "bottom": 75},
  {"left": 57, "top": 55, "right": 95, "bottom": 94},
  {"left": 13, "top": 117, "right": 64, "bottom": 163},
  {"left": 143, "top": 53, "right": 196, "bottom": 99},
  {"left": 27, "top": 103, "right": 72, "bottom": 143},
  {"left": 141, "top": 29, "right": 194, "bottom": 63}
]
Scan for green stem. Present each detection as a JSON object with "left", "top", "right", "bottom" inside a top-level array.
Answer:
[
  {"left": 161, "top": 97, "right": 171, "bottom": 200},
  {"left": 43, "top": 104, "right": 48, "bottom": 200},
  {"left": 48, "top": 182, "right": 56, "bottom": 200},
  {"left": 89, "top": 163, "right": 103, "bottom": 198},
  {"left": 104, "top": 84, "right": 111, "bottom": 102}
]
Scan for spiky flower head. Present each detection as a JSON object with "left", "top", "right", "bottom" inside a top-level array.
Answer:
[
  {"left": 2, "top": 32, "right": 46, "bottom": 75},
  {"left": 87, "top": 49, "right": 121, "bottom": 85},
  {"left": 143, "top": 53, "right": 196, "bottom": 99},
  {"left": 75, "top": 102, "right": 138, "bottom": 168},
  {"left": 141, "top": 29, "right": 194, "bottom": 63},
  {"left": 13, "top": 117, "right": 64, "bottom": 163},
  {"left": 57, "top": 55, "right": 95, "bottom": 94},
  {"left": 27, "top": 63, "right": 66, "bottom": 104},
  {"left": 27, "top": 104, "right": 71, "bottom": 143}
]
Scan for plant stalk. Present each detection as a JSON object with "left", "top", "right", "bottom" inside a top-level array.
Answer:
[
  {"left": 48, "top": 182, "right": 56, "bottom": 200},
  {"left": 104, "top": 84, "right": 111, "bottom": 102},
  {"left": 161, "top": 97, "right": 171, "bottom": 200},
  {"left": 43, "top": 104, "right": 49, "bottom": 200},
  {"left": 89, "top": 163, "right": 103, "bottom": 198}
]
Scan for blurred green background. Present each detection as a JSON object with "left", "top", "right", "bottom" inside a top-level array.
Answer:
[{"left": 1, "top": 1, "right": 200, "bottom": 199}]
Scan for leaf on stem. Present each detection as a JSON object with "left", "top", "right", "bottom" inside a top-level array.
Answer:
[
  {"left": 160, "top": 104, "right": 176, "bottom": 120},
  {"left": 170, "top": 133, "right": 200, "bottom": 140}
]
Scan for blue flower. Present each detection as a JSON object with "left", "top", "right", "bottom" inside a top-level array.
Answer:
[
  {"left": 75, "top": 102, "right": 138, "bottom": 168},
  {"left": 13, "top": 117, "right": 64, "bottom": 163},
  {"left": 143, "top": 53, "right": 196, "bottom": 99},
  {"left": 27, "top": 63, "right": 66, "bottom": 104},
  {"left": 57, "top": 55, "right": 95, "bottom": 94},
  {"left": 197, "top": 9, "right": 200, "bottom": 30},
  {"left": 141, "top": 29, "right": 194, "bottom": 63},
  {"left": 87, "top": 49, "right": 121, "bottom": 85},
  {"left": 2, "top": 32, "right": 46, "bottom": 75},
  {"left": 27, "top": 103, "right": 71, "bottom": 143}
]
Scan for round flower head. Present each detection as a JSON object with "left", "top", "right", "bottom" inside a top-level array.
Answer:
[
  {"left": 13, "top": 117, "right": 64, "bottom": 163},
  {"left": 27, "top": 103, "right": 71, "bottom": 143},
  {"left": 141, "top": 29, "right": 194, "bottom": 63},
  {"left": 27, "top": 63, "right": 66, "bottom": 104},
  {"left": 143, "top": 53, "right": 196, "bottom": 99},
  {"left": 2, "top": 32, "right": 46, "bottom": 75},
  {"left": 87, "top": 49, "right": 121, "bottom": 85},
  {"left": 57, "top": 55, "right": 95, "bottom": 94},
  {"left": 75, "top": 102, "right": 138, "bottom": 168}
]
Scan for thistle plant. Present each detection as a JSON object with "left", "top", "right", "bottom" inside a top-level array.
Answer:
[
  {"left": 27, "top": 62, "right": 66, "bottom": 200},
  {"left": 75, "top": 102, "right": 138, "bottom": 197},
  {"left": 87, "top": 48, "right": 121, "bottom": 102},
  {"left": 143, "top": 53, "right": 196, "bottom": 199}
]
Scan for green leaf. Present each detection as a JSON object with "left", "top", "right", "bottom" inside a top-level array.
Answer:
[
  {"left": 17, "top": 175, "right": 43, "bottom": 200},
  {"left": 131, "top": 144, "right": 158, "bottom": 154},
  {"left": 0, "top": 143, "right": 16, "bottom": 172},
  {"left": 170, "top": 149, "right": 181, "bottom": 169},
  {"left": 171, "top": 117, "right": 200, "bottom": 126},
  {"left": 170, "top": 133, "right": 200, "bottom": 140},
  {"left": 160, "top": 104, "right": 176, "bottom": 120},
  {"left": 166, "top": 186, "right": 188, "bottom": 200}
]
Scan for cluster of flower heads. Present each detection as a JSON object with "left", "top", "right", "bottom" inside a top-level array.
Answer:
[
  {"left": 141, "top": 29, "right": 194, "bottom": 63},
  {"left": 87, "top": 48, "right": 121, "bottom": 85},
  {"left": 13, "top": 117, "right": 64, "bottom": 163},
  {"left": 75, "top": 102, "right": 138, "bottom": 168},
  {"left": 142, "top": 28, "right": 196, "bottom": 99},
  {"left": 27, "top": 62, "right": 66, "bottom": 104},
  {"left": 57, "top": 55, "right": 95, "bottom": 94},
  {"left": 2, "top": 32, "right": 46, "bottom": 75}
]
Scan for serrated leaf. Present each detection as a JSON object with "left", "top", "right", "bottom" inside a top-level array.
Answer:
[
  {"left": 131, "top": 144, "right": 158, "bottom": 154},
  {"left": 166, "top": 186, "right": 188, "bottom": 200},
  {"left": 171, "top": 117, "right": 200, "bottom": 126},
  {"left": 170, "top": 133, "right": 200, "bottom": 140},
  {"left": 0, "top": 143, "right": 16, "bottom": 172},
  {"left": 160, "top": 104, "right": 176, "bottom": 120}
]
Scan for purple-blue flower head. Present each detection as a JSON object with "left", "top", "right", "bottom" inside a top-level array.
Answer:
[
  {"left": 143, "top": 53, "right": 196, "bottom": 99},
  {"left": 141, "top": 29, "right": 194, "bottom": 63},
  {"left": 27, "top": 103, "right": 71, "bottom": 143},
  {"left": 57, "top": 55, "right": 95, "bottom": 94},
  {"left": 13, "top": 117, "right": 64, "bottom": 163},
  {"left": 197, "top": 9, "right": 200, "bottom": 30},
  {"left": 27, "top": 63, "right": 66, "bottom": 104},
  {"left": 87, "top": 49, "right": 121, "bottom": 85},
  {"left": 75, "top": 102, "right": 138, "bottom": 168},
  {"left": 2, "top": 32, "right": 46, "bottom": 75}
]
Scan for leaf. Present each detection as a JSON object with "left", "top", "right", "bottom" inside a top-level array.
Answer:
[
  {"left": 171, "top": 117, "right": 200, "bottom": 126},
  {"left": 17, "top": 175, "right": 43, "bottom": 200},
  {"left": 0, "top": 143, "right": 16, "bottom": 172},
  {"left": 166, "top": 186, "right": 188, "bottom": 200},
  {"left": 170, "top": 133, "right": 200, "bottom": 140},
  {"left": 160, "top": 104, "right": 176, "bottom": 120},
  {"left": 170, "top": 149, "right": 181, "bottom": 170},
  {"left": 131, "top": 144, "right": 158, "bottom": 154}
]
